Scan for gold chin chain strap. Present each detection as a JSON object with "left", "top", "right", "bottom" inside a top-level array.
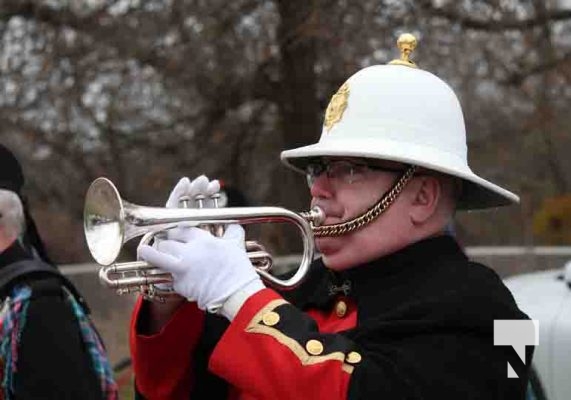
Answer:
[{"left": 312, "top": 165, "right": 417, "bottom": 238}]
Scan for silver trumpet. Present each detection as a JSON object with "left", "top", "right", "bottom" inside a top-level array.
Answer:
[{"left": 83, "top": 177, "right": 325, "bottom": 301}]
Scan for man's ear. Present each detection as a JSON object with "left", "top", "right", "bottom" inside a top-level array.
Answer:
[{"left": 409, "top": 176, "right": 441, "bottom": 225}]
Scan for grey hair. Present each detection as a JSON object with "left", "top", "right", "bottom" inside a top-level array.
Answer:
[{"left": 0, "top": 189, "right": 25, "bottom": 239}]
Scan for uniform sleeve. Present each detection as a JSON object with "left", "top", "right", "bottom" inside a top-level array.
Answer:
[
  {"left": 130, "top": 296, "right": 206, "bottom": 400},
  {"left": 15, "top": 290, "right": 103, "bottom": 400},
  {"left": 208, "top": 289, "right": 367, "bottom": 400}
]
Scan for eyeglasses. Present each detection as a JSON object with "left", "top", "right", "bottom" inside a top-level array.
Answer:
[{"left": 305, "top": 159, "right": 407, "bottom": 188}]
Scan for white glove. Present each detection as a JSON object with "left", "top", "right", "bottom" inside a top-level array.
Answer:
[
  {"left": 165, "top": 175, "right": 221, "bottom": 210},
  {"left": 138, "top": 224, "right": 265, "bottom": 320},
  {"left": 152, "top": 175, "right": 221, "bottom": 292}
]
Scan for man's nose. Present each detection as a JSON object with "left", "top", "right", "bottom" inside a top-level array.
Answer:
[{"left": 309, "top": 173, "right": 333, "bottom": 199}]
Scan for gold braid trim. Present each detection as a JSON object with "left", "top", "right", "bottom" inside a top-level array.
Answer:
[
  {"left": 312, "top": 166, "right": 417, "bottom": 237},
  {"left": 246, "top": 299, "right": 355, "bottom": 374}
]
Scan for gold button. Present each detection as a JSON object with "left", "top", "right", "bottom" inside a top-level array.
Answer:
[
  {"left": 346, "top": 351, "right": 362, "bottom": 364},
  {"left": 262, "top": 311, "right": 280, "bottom": 326},
  {"left": 335, "top": 300, "right": 348, "bottom": 318},
  {"left": 306, "top": 339, "right": 324, "bottom": 356}
]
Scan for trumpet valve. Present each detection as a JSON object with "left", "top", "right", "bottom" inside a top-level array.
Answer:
[
  {"left": 210, "top": 193, "right": 221, "bottom": 208},
  {"left": 178, "top": 195, "right": 191, "bottom": 208},
  {"left": 194, "top": 194, "right": 206, "bottom": 208},
  {"left": 209, "top": 193, "right": 226, "bottom": 236}
]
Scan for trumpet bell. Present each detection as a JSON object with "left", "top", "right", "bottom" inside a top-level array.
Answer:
[{"left": 84, "top": 177, "right": 125, "bottom": 266}]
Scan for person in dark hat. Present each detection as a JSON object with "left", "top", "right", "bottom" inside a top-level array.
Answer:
[{"left": 0, "top": 144, "right": 118, "bottom": 399}]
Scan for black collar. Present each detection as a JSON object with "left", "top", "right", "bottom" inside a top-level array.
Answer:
[
  {"left": 285, "top": 235, "right": 467, "bottom": 311},
  {"left": 0, "top": 240, "right": 33, "bottom": 269},
  {"left": 337, "top": 235, "right": 466, "bottom": 289}
]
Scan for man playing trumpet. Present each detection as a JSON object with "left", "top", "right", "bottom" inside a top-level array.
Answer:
[{"left": 130, "top": 34, "right": 533, "bottom": 399}]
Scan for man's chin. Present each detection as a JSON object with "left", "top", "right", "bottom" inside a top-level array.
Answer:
[{"left": 320, "top": 253, "right": 354, "bottom": 271}]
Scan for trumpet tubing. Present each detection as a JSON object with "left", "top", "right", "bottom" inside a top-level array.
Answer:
[{"left": 84, "top": 177, "right": 324, "bottom": 300}]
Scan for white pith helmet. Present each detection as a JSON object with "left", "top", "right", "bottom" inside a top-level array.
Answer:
[{"left": 280, "top": 33, "right": 519, "bottom": 210}]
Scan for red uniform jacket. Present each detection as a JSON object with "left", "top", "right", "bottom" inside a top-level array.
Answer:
[{"left": 131, "top": 236, "right": 532, "bottom": 399}]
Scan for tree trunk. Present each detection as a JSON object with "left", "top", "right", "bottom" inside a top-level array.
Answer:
[{"left": 270, "top": 0, "right": 321, "bottom": 254}]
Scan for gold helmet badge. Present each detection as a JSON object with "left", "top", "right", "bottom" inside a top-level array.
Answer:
[{"left": 324, "top": 81, "right": 350, "bottom": 132}]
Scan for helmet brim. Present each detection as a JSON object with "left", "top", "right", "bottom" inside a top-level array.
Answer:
[{"left": 281, "top": 137, "right": 519, "bottom": 210}]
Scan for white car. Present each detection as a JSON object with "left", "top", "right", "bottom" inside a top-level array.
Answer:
[{"left": 504, "top": 263, "right": 571, "bottom": 400}]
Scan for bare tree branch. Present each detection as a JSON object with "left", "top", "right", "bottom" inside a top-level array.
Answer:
[
  {"left": 417, "top": 0, "right": 571, "bottom": 31},
  {"left": 503, "top": 51, "right": 571, "bottom": 85}
]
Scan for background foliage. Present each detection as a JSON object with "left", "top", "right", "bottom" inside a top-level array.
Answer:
[{"left": 1, "top": 0, "right": 571, "bottom": 262}]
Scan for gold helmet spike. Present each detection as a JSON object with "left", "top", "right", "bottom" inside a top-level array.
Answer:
[{"left": 388, "top": 33, "right": 418, "bottom": 69}]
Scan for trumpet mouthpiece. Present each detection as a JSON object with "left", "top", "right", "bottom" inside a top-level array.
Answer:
[{"left": 301, "top": 207, "right": 325, "bottom": 227}]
